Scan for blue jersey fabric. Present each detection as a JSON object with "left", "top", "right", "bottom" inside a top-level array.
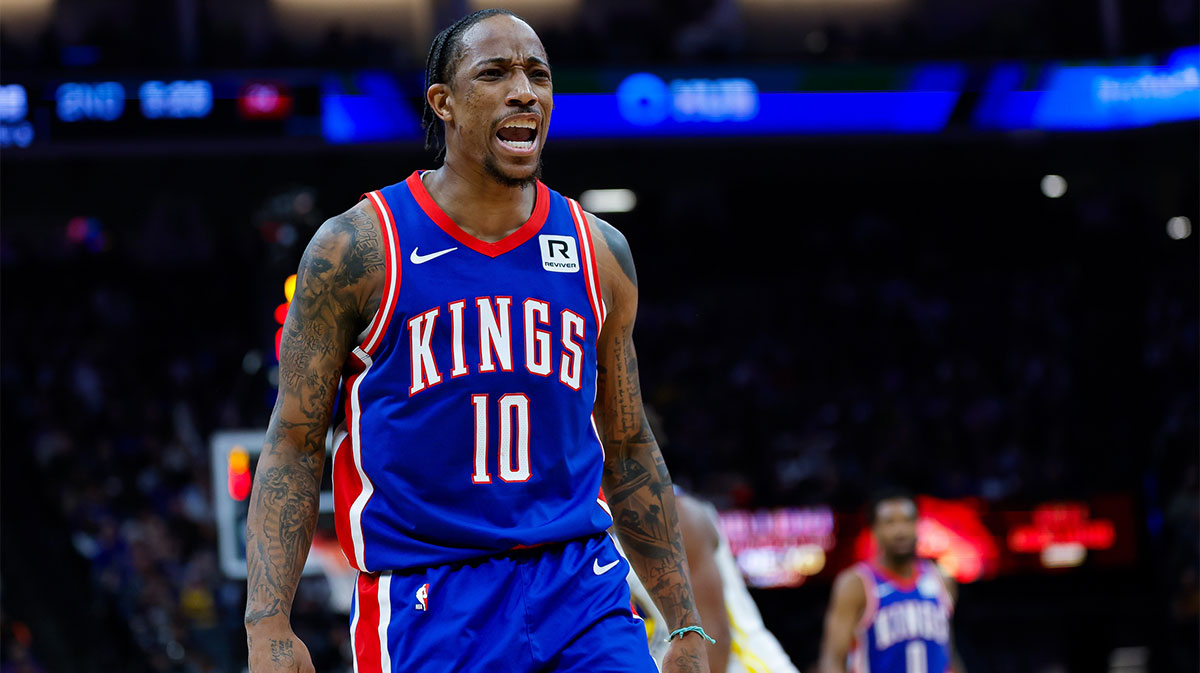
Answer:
[
  {"left": 348, "top": 534, "right": 657, "bottom": 673},
  {"left": 853, "top": 560, "right": 953, "bottom": 673},
  {"left": 332, "top": 170, "right": 613, "bottom": 573}
]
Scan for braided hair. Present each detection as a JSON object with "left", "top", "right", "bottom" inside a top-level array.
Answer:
[{"left": 421, "top": 9, "right": 519, "bottom": 162}]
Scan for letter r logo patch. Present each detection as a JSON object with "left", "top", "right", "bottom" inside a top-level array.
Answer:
[{"left": 539, "top": 235, "right": 579, "bottom": 273}]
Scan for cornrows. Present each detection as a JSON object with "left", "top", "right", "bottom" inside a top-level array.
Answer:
[{"left": 421, "top": 8, "right": 518, "bottom": 162}]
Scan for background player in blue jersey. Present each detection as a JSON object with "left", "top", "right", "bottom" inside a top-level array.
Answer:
[
  {"left": 818, "top": 490, "right": 967, "bottom": 673},
  {"left": 244, "top": 8, "right": 712, "bottom": 673}
]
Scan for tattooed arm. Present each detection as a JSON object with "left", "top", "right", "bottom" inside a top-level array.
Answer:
[
  {"left": 589, "top": 214, "right": 711, "bottom": 673},
  {"left": 244, "top": 200, "right": 385, "bottom": 673}
]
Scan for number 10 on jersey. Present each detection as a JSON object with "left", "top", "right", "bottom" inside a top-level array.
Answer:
[{"left": 471, "top": 394, "right": 531, "bottom": 483}]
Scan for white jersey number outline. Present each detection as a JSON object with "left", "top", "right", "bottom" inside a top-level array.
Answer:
[{"left": 471, "top": 393, "right": 531, "bottom": 483}]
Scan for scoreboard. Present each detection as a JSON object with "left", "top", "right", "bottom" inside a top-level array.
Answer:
[
  {"left": 3, "top": 45, "right": 1194, "bottom": 153},
  {"left": 0, "top": 74, "right": 323, "bottom": 151}
]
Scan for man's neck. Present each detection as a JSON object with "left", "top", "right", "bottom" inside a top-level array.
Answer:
[
  {"left": 878, "top": 555, "right": 917, "bottom": 578},
  {"left": 422, "top": 160, "right": 536, "bottom": 243}
]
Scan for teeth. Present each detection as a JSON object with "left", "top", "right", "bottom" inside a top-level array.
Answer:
[
  {"left": 502, "top": 119, "right": 537, "bottom": 129},
  {"left": 499, "top": 138, "right": 534, "bottom": 150}
]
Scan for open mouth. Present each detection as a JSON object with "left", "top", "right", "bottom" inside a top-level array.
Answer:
[{"left": 496, "top": 118, "right": 538, "bottom": 152}]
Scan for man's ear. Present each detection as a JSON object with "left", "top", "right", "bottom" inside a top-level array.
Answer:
[{"left": 428, "top": 83, "right": 453, "bottom": 123}]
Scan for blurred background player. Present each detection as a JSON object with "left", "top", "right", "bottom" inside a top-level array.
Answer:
[
  {"left": 627, "top": 490, "right": 800, "bottom": 673},
  {"left": 818, "top": 489, "right": 964, "bottom": 673}
]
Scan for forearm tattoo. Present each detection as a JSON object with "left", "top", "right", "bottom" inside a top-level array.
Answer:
[
  {"left": 596, "top": 221, "right": 701, "bottom": 631},
  {"left": 245, "top": 205, "right": 382, "bottom": 627}
]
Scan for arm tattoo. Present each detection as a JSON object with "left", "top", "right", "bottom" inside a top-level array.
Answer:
[
  {"left": 594, "top": 223, "right": 700, "bottom": 630},
  {"left": 270, "top": 638, "right": 295, "bottom": 665},
  {"left": 245, "top": 204, "right": 382, "bottom": 628},
  {"left": 666, "top": 649, "right": 705, "bottom": 673}
]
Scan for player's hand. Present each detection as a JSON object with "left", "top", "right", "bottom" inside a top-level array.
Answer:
[
  {"left": 661, "top": 633, "right": 712, "bottom": 673},
  {"left": 247, "top": 623, "right": 315, "bottom": 673}
]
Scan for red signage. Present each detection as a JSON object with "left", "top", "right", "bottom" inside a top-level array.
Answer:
[
  {"left": 239, "top": 82, "right": 293, "bottom": 120},
  {"left": 1008, "top": 502, "right": 1117, "bottom": 553}
]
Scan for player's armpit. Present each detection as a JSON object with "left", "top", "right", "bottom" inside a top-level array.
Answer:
[
  {"left": 818, "top": 569, "right": 867, "bottom": 673},
  {"left": 587, "top": 213, "right": 705, "bottom": 640},
  {"left": 245, "top": 201, "right": 384, "bottom": 632}
]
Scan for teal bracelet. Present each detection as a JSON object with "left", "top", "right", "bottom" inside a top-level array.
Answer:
[{"left": 666, "top": 625, "right": 717, "bottom": 645}]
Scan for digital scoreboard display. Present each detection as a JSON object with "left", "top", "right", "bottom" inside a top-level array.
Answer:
[
  {"left": 1, "top": 74, "right": 322, "bottom": 150},
  {"left": 2, "top": 45, "right": 1195, "bottom": 152}
]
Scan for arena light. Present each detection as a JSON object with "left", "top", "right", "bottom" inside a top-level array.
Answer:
[
  {"left": 239, "top": 82, "right": 294, "bottom": 120},
  {"left": 1041, "top": 542, "right": 1087, "bottom": 568},
  {"left": 719, "top": 506, "right": 835, "bottom": 588},
  {"left": 1, "top": 84, "right": 34, "bottom": 148},
  {"left": 1, "top": 0, "right": 55, "bottom": 37},
  {"left": 56, "top": 82, "right": 125, "bottom": 122},
  {"left": 1008, "top": 502, "right": 1116, "bottom": 554},
  {"left": 975, "top": 54, "right": 1200, "bottom": 131},
  {"left": 1041, "top": 174, "right": 1067, "bottom": 198},
  {"left": 228, "top": 446, "right": 252, "bottom": 501},
  {"left": 275, "top": 274, "right": 297, "bottom": 360},
  {"left": 139, "top": 80, "right": 213, "bottom": 120},
  {"left": 1167, "top": 216, "right": 1192, "bottom": 240},
  {"left": 0, "top": 85, "right": 28, "bottom": 122},
  {"left": 580, "top": 189, "right": 637, "bottom": 214}
]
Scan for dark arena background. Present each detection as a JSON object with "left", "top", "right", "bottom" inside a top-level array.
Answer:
[{"left": 1, "top": 1, "right": 1197, "bottom": 672}]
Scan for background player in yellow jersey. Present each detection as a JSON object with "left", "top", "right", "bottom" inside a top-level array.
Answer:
[{"left": 627, "top": 491, "right": 801, "bottom": 673}]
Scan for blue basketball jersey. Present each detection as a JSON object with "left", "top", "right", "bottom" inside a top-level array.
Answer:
[
  {"left": 331, "top": 171, "right": 613, "bottom": 573},
  {"left": 850, "top": 561, "right": 953, "bottom": 673}
]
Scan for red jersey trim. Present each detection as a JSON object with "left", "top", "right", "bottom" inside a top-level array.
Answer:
[
  {"left": 853, "top": 562, "right": 879, "bottom": 634},
  {"left": 567, "top": 198, "right": 606, "bottom": 332},
  {"left": 358, "top": 190, "right": 402, "bottom": 357},
  {"left": 870, "top": 559, "right": 920, "bottom": 591},
  {"left": 405, "top": 170, "right": 549, "bottom": 258},
  {"left": 351, "top": 572, "right": 389, "bottom": 673}
]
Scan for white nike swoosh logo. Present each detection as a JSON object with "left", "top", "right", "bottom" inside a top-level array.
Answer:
[
  {"left": 410, "top": 246, "right": 458, "bottom": 264},
  {"left": 593, "top": 558, "right": 621, "bottom": 576}
]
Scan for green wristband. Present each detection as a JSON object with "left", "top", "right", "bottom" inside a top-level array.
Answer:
[{"left": 666, "top": 625, "right": 717, "bottom": 645}]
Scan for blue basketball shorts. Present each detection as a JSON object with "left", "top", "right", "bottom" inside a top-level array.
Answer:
[{"left": 347, "top": 533, "right": 658, "bottom": 673}]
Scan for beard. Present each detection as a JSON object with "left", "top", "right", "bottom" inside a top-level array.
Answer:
[
  {"left": 887, "top": 542, "right": 917, "bottom": 563},
  {"left": 483, "top": 153, "right": 543, "bottom": 188}
]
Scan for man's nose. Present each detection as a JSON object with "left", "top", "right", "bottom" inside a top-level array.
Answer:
[{"left": 507, "top": 71, "right": 538, "bottom": 107}]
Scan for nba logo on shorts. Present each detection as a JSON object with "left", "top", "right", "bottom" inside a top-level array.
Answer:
[{"left": 415, "top": 583, "right": 429, "bottom": 611}]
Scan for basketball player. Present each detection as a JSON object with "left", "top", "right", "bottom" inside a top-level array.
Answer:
[
  {"left": 818, "top": 490, "right": 966, "bottom": 673},
  {"left": 243, "top": 9, "right": 713, "bottom": 673},
  {"left": 627, "top": 491, "right": 801, "bottom": 673}
]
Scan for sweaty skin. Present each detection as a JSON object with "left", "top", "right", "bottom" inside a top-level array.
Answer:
[{"left": 245, "top": 13, "right": 711, "bottom": 672}]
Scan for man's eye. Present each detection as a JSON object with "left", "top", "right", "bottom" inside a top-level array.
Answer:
[
  {"left": 480, "top": 69, "right": 503, "bottom": 78},
  {"left": 532, "top": 70, "right": 551, "bottom": 80}
]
